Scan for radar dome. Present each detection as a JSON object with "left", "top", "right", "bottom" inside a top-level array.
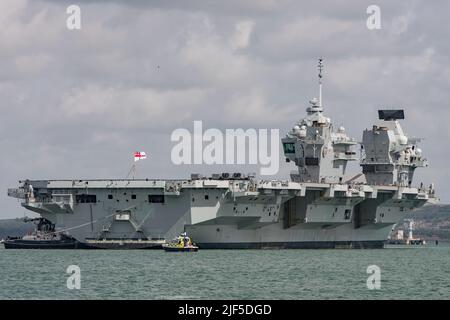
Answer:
[
  {"left": 309, "top": 98, "right": 319, "bottom": 105},
  {"left": 298, "top": 125, "right": 307, "bottom": 138},
  {"left": 398, "top": 135, "right": 408, "bottom": 145}
]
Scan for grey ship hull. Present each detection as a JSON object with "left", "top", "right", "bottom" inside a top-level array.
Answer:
[
  {"left": 195, "top": 241, "right": 384, "bottom": 249},
  {"left": 187, "top": 223, "right": 390, "bottom": 249},
  {"left": 7, "top": 178, "right": 430, "bottom": 249}
]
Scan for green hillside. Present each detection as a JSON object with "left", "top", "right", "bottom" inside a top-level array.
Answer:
[{"left": 403, "top": 204, "right": 450, "bottom": 240}]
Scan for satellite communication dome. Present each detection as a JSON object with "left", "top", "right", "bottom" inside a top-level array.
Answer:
[
  {"left": 298, "top": 125, "right": 307, "bottom": 138},
  {"left": 309, "top": 98, "right": 319, "bottom": 105},
  {"left": 398, "top": 135, "right": 408, "bottom": 145}
]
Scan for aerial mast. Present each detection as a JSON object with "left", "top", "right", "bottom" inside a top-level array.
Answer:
[{"left": 318, "top": 58, "right": 323, "bottom": 107}]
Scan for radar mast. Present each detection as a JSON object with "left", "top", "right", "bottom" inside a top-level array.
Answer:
[{"left": 318, "top": 58, "right": 323, "bottom": 107}]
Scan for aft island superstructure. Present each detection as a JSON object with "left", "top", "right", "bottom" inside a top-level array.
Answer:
[{"left": 7, "top": 60, "right": 436, "bottom": 249}]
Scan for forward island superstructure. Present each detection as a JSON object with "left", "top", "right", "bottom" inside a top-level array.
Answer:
[{"left": 7, "top": 60, "right": 437, "bottom": 249}]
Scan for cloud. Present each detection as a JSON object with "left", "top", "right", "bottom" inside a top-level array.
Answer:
[
  {"left": 223, "top": 88, "right": 296, "bottom": 126},
  {"left": 230, "top": 21, "right": 255, "bottom": 50},
  {"left": 177, "top": 16, "right": 258, "bottom": 86},
  {"left": 60, "top": 85, "right": 208, "bottom": 128}
]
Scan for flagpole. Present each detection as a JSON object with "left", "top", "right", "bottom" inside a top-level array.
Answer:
[{"left": 126, "top": 163, "right": 135, "bottom": 180}]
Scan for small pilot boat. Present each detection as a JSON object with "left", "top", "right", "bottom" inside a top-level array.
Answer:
[{"left": 162, "top": 232, "right": 199, "bottom": 252}]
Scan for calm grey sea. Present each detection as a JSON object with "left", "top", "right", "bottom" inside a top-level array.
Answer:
[{"left": 0, "top": 245, "right": 449, "bottom": 300}]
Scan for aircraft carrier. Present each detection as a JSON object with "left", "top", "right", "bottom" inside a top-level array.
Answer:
[{"left": 7, "top": 60, "right": 437, "bottom": 249}]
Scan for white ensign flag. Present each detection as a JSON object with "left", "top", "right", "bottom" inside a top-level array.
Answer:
[{"left": 134, "top": 151, "right": 147, "bottom": 162}]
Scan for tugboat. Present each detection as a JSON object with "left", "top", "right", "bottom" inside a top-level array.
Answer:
[
  {"left": 162, "top": 232, "right": 199, "bottom": 252},
  {"left": 3, "top": 217, "right": 81, "bottom": 249}
]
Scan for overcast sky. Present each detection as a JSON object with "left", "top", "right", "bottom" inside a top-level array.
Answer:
[{"left": 1, "top": 0, "right": 449, "bottom": 218}]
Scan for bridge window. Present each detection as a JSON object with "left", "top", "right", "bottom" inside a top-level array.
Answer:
[
  {"left": 283, "top": 143, "right": 295, "bottom": 154},
  {"left": 108, "top": 195, "right": 113, "bottom": 199},
  {"left": 132, "top": 194, "right": 137, "bottom": 199},
  {"left": 205, "top": 195, "right": 209, "bottom": 200}
]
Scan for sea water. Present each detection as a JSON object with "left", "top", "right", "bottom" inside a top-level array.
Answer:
[{"left": 0, "top": 245, "right": 449, "bottom": 299}]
